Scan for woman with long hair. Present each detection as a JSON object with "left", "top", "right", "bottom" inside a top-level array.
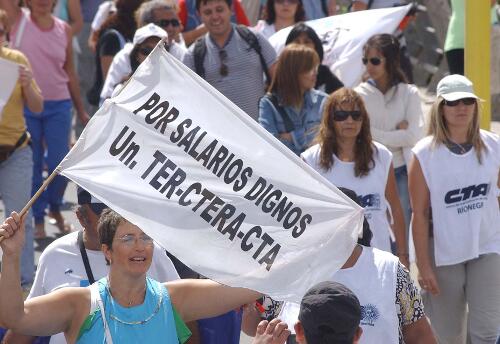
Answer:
[
  {"left": 410, "top": 75, "right": 500, "bottom": 343},
  {"left": 258, "top": 43, "right": 327, "bottom": 156},
  {"left": 285, "top": 22, "right": 343, "bottom": 94},
  {"left": 0, "top": 209, "right": 261, "bottom": 343},
  {"left": 0, "top": 0, "right": 90, "bottom": 239},
  {"left": 355, "top": 33, "right": 424, "bottom": 236},
  {"left": 254, "top": 0, "right": 305, "bottom": 39},
  {"left": 301, "top": 88, "right": 408, "bottom": 262}
]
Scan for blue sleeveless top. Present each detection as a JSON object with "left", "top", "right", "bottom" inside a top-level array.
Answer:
[{"left": 77, "top": 277, "right": 178, "bottom": 343}]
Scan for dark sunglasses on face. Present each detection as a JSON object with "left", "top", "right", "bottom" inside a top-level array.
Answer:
[
  {"left": 219, "top": 49, "right": 228, "bottom": 77},
  {"left": 332, "top": 110, "right": 362, "bottom": 121},
  {"left": 139, "top": 47, "right": 154, "bottom": 56},
  {"left": 362, "top": 57, "right": 383, "bottom": 66},
  {"left": 442, "top": 98, "right": 476, "bottom": 107},
  {"left": 154, "top": 19, "right": 180, "bottom": 27}
]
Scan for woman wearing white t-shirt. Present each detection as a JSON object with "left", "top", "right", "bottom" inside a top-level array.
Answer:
[
  {"left": 410, "top": 75, "right": 500, "bottom": 343},
  {"left": 355, "top": 34, "right": 424, "bottom": 233},
  {"left": 253, "top": 0, "right": 305, "bottom": 39},
  {"left": 301, "top": 88, "right": 408, "bottom": 265}
]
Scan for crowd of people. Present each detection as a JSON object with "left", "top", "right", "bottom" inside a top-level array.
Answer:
[{"left": 0, "top": 0, "right": 499, "bottom": 343}]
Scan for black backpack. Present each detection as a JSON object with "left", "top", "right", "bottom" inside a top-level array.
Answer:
[{"left": 193, "top": 25, "right": 270, "bottom": 82}]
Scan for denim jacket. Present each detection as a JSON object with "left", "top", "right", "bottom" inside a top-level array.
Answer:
[{"left": 258, "top": 89, "right": 327, "bottom": 156}]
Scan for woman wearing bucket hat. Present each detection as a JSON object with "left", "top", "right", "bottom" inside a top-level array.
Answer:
[{"left": 409, "top": 74, "right": 500, "bottom": 343}]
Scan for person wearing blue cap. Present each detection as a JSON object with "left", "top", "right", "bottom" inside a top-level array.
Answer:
[{"left": 410, "top": 74, "right": 500, "bottom": 343}]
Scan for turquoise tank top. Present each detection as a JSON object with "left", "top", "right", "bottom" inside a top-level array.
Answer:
[{"left": 77, "top": 277, "right": 178, "bottom": 343}]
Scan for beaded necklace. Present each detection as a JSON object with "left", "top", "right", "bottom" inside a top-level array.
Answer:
[{"left": 105, "top": 278, "right": 163, "bottom": 326}]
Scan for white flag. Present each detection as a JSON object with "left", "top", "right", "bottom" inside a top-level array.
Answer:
[
  {"left": 268, "top": 5, "right": 412, "bottom": 87},
  {"left": 59, "top": 45, "right": 363, "bottom": 302}
]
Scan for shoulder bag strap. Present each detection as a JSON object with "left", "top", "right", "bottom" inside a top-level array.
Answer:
[
  {"left": 91, "top": 283, "right": 114, "bottom": 344},
  {"left": 264, "top": 93, "right": 295, "bottom": 133},
  {"left": 193, "top": 36, "right": 207, "bottom": 78},
  {"left": 78, "top": 231, "right": 96, "bottom": 284},
  {"left": 13, "top": 9, "right": 28, "bottom": 49},
  {"left": 235, "top": 25, "right": 270, "bottom": 83}
]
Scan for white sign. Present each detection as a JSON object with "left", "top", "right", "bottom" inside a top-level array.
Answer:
[
  {"left": 0, "top": 57, "right": 19, "bottom": 121},
  {"left": 59, "top": 45, "right": 363, "bottom": 302},
  {"left": 269, "top": 5, "right": 412, "bottom": 87}
]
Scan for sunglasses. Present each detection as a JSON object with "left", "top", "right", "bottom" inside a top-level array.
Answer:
[
  {"left": 442, "top": 98, "right": 476, "bottom": 107},
  {"left": 362, "top": 57, "right": 383, "bottom": 66},
  {"left": 332, "top": 110, "right": 362, "bottom": 121},
  {"left": 138, "top": 47, "right": 154, "bottom": 56},
  {"left": 275, "top": 0, "right": 299, "bottom": 4},
  {"left": 219, "top": 49, "right": 228, "bottom": 77},
  {"left": 154, "top": 19, "right": 180, "bottom": 28}
]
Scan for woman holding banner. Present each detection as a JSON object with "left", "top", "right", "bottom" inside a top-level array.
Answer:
[
  {"left": 0, "top": 209, "right": 261, "bottom": 343},
  {"left": 258, "top": 44, "right": 327, "bottom": 156},
  {"left": 0, "top": 9, "right": 43, "bottom": 289},
  {"left": 301, "top": 88, "right": 408, "bottom": 263},
  {"left": 355, "top": 33, "right": 424, "bottom": 236}
]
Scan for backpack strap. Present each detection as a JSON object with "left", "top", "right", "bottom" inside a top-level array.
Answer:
[
  {"left": 235, "top": 25, "right": 270, "bottom": 83},
  {"left": 193, "top": 35, "right": 207, "bottom": 78},
  {"left": 264, "top": 93, "right": 294, "bottom": 133},
  {"left": 321, "top": 0, "right": 329, "bottom": 17}
]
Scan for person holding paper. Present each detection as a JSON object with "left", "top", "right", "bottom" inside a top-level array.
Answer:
[
  {"left": 0, "top": 0, "right": 90, "bottom": 239},
  {"left": 0, "top": 9, "right": 42, "bottom": 289},
  {"left": 0, "top": 209, "right": 261, "bottom": 343}
]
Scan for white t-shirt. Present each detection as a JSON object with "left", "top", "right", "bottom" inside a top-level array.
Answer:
[
  {"left": 100, "top": 42, "right": 187, "bottom": 100},
  {"left": 301, "top": 142, "right": 394, "bottom": 252},
  {"left": 412, "top": 130, "right": 500, "bottom": 266},
  {"left": 253, "top": 20, "right": 276, "bottom": 40},
  {"left": 28, "top": 231, "right": 180, "bottom": 344},
  {"left": 279, "top": 247, "right": 399, "bottom": 343},
  {"left": 355, "top": 82, "right": 424, "bottom": 168}
]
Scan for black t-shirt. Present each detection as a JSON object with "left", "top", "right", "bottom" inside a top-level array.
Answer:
[{"left": 316, "top": 64, "right": 344, "bottom": 94}]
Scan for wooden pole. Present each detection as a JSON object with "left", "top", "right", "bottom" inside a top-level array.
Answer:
[{"left": 0, "top": 169, "right": 60, "bottom": 243}]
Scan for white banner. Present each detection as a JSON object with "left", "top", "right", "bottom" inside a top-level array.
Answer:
[
  {"left": 269, "top": 5, "right": 412, "bottom": 87},
  {"left": 59, "top": 45, "right": 363, "bottom": 302},
  {"left": 0, "top": 57, "right": 19, "bottom": 121}
]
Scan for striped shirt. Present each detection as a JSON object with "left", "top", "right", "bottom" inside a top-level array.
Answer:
[{"left": 183, "top": 26, "right": 277, "bottom": 120}]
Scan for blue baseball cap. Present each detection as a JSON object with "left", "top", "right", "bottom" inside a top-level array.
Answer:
[{"left": 77, "top": 187, "right": 108, "bottom": 216}]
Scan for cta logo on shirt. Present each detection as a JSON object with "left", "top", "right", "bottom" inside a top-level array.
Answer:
[
  {"left": 444, "top": 183, "right": 490, "bottom": 214},
  {"left": 360, "top": 304, "right": 380, "bottom": 327}
]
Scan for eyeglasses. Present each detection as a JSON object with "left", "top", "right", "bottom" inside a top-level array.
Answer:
[
  {"left": 116, "top": 234, "right": 154, "bottom": 246},
  {"left": 442, "top": 98, "right": 476, "bottom": 107},
  {"left": 219, "top": 49, "right": 228, "bottom": 77},
  {"left": 138, "top": 47, "right": 154, "bottom": 56},
  {"left": 362, "top": 57, "right": 384, "bottom": 66},
  {"left": 154, "top": 19, "right": 180, "bottom": 28},
  {"left": 332, "top": 110, "right": 362, "bottom": 121},
  {"left": 275, "top": 0, "right": 299, "bottom": 4}
]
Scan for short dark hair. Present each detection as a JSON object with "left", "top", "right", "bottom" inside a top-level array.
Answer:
[
  {"left": 196, "top": 0, "right": 231, "bottom": 11},
  {"left": 265, "top": 0, "right": 305, "bottom": 26},
  {"left": 98, "top": 209, "right": 127, "bottom": 264},
  {"left": 285, "top": 22, "right": 324, "bottom": 62},
  {"left": 338, "top": 187, "right": 373, "bottom": 247}
]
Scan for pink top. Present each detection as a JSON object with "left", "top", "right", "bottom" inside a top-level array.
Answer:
[{"left": 10, "top": 10, "right": 70, "bottom": 100}]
